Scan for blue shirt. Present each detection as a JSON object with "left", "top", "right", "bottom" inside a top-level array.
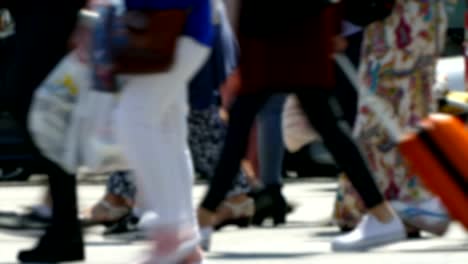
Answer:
[
  {"left": 125, "top": 0, "right": 214, "bottom": 46},
  {"left": 189, "top": 2, "right": 239, "bottom": 110}
]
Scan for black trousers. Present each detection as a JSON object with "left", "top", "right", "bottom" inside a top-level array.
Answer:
[
  {"left": 201, "top": 89, "right": 384, "bottom": 211},
  {"left": 333, "top": 31, "right": 363, "bottom": 127},
  {"left": 1, "top": 1, "right": 84, "bottom": 233}
]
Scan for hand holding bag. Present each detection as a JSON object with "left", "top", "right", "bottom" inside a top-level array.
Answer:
[
  {"left": 85, "top": 4, "right": 189, "bottom": 92},
  {"left": 112, "top": 9, "right": 189, "bottom": 73},
  {"left": 29, "top": 52, "right": 128, "bottom": 174}
]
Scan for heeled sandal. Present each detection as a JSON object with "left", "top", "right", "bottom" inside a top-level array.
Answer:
[
  {"left": 214, "top": 198, "right": 255, "bottom": 231},
  {"left": 81, "top": 200, "right": 131, "bottom": 227},
  {"left": 251, "top": 186, "right": 291, "bottom": 227}
]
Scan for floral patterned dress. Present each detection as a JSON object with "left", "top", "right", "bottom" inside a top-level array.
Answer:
[{"left": 333, "top": 0, "right": 457, "bottom": 229}]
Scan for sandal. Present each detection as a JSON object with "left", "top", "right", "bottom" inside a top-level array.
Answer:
[
  {"left": 214, "top": 197, "right": 255, "bottom": 231},
  {"left": 81, "top": 200, "right": 131, "bottom": 227}
]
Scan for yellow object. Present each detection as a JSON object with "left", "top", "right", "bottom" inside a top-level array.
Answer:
[
  {"left": 439, "top": 91, "right": 468, "bottom": 115},
  {"left": 60, "top": 74, "right": 79, "bottom": 96}
]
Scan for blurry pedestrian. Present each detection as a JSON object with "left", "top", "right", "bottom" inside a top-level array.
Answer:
[
  {"left": 198, "top": 0, "right": 406, "bottom": 252},
  {"left": 82, "top": 1, "right": 252, "bottom": 235},
  {"left": 333, "top": 0, "right": 453, "bottom": 237},
  {"left": 251, "top": 94, "right": 290, "bottom": 226},
  {"left": 189, "top": 0, "right": 254, "bottom": 231},
  {"left": 113, "top": 0, "right": 213, "bottom": 262},
  {"left": 0, "top": 1, "right": 86, "bottom": 262}
]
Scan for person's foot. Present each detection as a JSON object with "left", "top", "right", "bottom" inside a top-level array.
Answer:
[
  {"left": 103, "top": 212, "right": 141, "bottom": 239},
  {"left": 251, "top": 185, "right": 290, "bottom": 227},
  {"left": 214, "top": 195, "right": 255, "bottom": 231},
  {"left": 81, "top": 197, "right": 131, "bottom": 227},
  {"left": 331, "top": 214, "right": 406, "bottom": 251},
  {"left": 197, "top": 208, "right": 216, "bottom": 251},
  {"left": 23, "top": 205, "right": 52, "bottom": 222},
  {"left": 391, "top": 198, "right": 450, "bottom": 236},
  {"left": 15, "top": 205, "right": 52, "bottom": 230},
  {"left": 18, "top": 227, "right": 84, "bottom": 263},
  {"left": 199, "top": 227, "right": 213, "bottom": 252},
  {"left": 134, "top": 228, "right": 203, "bottom": 264},
  {"left": 182, "top": 246, "right": 203, "bottom": 264}
]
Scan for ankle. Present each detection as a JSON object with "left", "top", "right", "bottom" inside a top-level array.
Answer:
[
  {"left": 197, "top": 207, "right": 217, "bottom": 228},
  {"left": 368, "top": 202, "right": 398, "bottom": 223},
  {"left": 104, "top": 194, "right": 130, "bottom": 208}
]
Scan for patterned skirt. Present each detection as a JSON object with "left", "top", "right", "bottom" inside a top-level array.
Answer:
[{"left": 333, "top": 0, "right": 453, "bottom": 229}]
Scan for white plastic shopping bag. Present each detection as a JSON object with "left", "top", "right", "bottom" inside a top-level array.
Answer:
[
  {"left": 80, "top": 91, "right": 128, "bottom": 172},
  {"left": 281, "top": 95, "right": 321, "bottom": 153},
  {"left": 29, "top": 52, "right": 128, "bottom": 173},
  {"left": 29, "top": 52, "right": 90, "bottom": 173}
]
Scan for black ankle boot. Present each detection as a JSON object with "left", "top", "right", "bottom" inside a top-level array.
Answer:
[
  {"left": 18, "top": 227, "right": 84, "bottom": 263},
  {"left": 251, "top": 185, "right": 290, "bottom": 227}
]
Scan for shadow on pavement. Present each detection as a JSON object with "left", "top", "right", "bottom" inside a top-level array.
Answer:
[
  {"left": 308, "top": 186, "right": 338, "bottom": 193},
  {"left": 208, "top": 251, "right": 320, "bottom": 260},
  {"left": 0, "top": 211, "right": 46, "bottom": 230},
  {"left": 250, "top": 220, "right": 331, "bottom": 230},
  {"left": 394, "top": 243, "right": 468, "bottom": 253},
  {"left": 86, "top": 240, "right": 135, "bottom": 247},
  {"left": 311, "top": 229, "right": 343, "bottom": 237}
]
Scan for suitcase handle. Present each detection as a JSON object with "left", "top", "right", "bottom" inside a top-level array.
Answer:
[{"left": 334, "top": 53, "right": 403, "bottom": 141}]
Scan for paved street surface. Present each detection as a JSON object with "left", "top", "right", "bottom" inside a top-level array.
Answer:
[{"left": 0, "top": 179, "right": 466, "bottom": 263}]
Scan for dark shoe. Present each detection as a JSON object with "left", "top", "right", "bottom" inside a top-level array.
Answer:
[
  {"left": 18, "top": 227, "right": 84, "bottom": 263},
  {"left": 103, "top": 213, "right": 141, "bottom": 239},
  {"left": 407, "top": 230, "right": 422, "bottom": 239},
  {"left": 81, "top": 200, "right": 132, "bottom": 228},
  {"left": 23, "top": 211, "right": 51, "bottom": 224},
  {"left": 251, "top": 185, "right": 289, "bottom": 227}
]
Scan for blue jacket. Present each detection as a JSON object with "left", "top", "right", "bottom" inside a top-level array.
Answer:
[{"left": 188, "top": 2, "right": 238, "bottom": 110}]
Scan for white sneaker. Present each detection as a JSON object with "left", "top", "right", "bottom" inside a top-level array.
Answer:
[
  {"left": 199, "top": 227, "right": 213, "bottom": 252},
  {"left": 331, "top": 214, "right": 406, "bottom": 251},
  {"left": 132, "top": 234, "right": 202, "bottom": 264},
  {"left": 391, "top": 198, "right": 450, "bottom": 236}
]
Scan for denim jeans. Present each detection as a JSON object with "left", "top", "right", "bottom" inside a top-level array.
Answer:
[{"left": 257, "top": 94, "right": 286, "bottom": 186}]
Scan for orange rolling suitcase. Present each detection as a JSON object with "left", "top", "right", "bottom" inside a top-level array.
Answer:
[
  {"left": 335, "top": 54, "right": 468, "bottom": 231},
  {"left": 399, "top": 115, "right": 468, "bottom": 229}
]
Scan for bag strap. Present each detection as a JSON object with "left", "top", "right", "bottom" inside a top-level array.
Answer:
[
  {"left": 335, "top": 1, "right": 447, "bottom": 142},
  {"left": 334, "top": 54, "right": 403, "bottom": 141}
]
